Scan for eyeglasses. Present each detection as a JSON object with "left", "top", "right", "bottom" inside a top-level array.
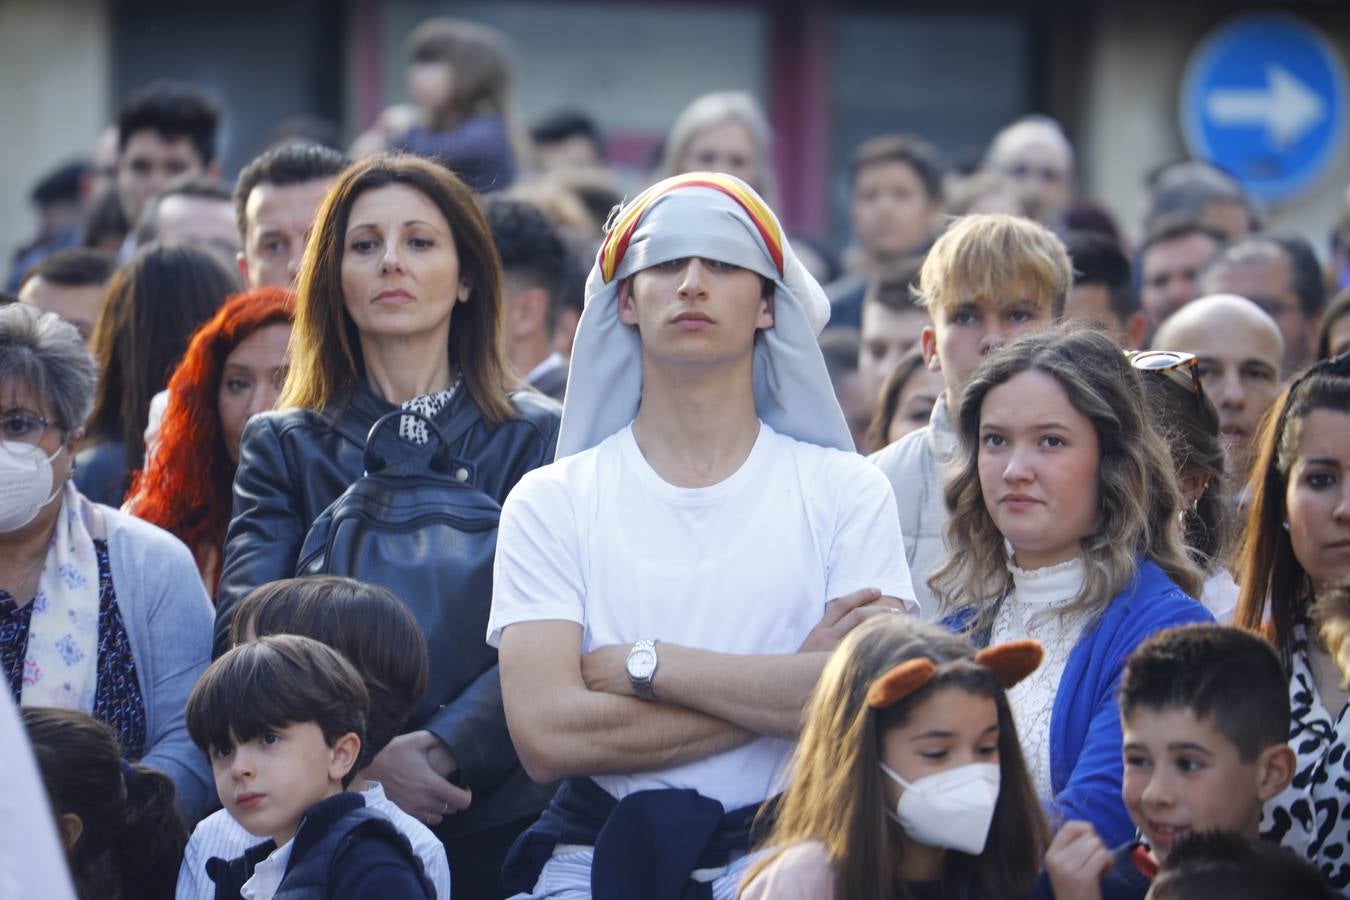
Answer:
[
  {"left": 0, "top": 413, "right": 56, "bottom": 455},
  {"left": 1127, "top": 350, "right": 1203, "bottom": 402}
]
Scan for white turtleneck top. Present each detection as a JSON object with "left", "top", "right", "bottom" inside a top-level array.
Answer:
[{"left": 990, "top": 556, "right": 1092, "bottom": 802}]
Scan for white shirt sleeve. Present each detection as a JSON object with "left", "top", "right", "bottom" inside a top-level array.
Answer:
[
  {"left": 824, "top": 458, "right": 918, "bottom": 614},
  {"left": 487, "top": 469, "right": 587, "bottom": 647}
]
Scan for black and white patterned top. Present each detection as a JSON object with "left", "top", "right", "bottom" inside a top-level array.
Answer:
[
  {"left": 1261, "top": 617, "right": 1350, "bottom": 893},
  {"left": 399, "top": 386, "right": 457, "bottom": 445}
]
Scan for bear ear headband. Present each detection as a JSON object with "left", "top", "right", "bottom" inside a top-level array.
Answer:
[{"left": 866, "top": 639, "right": 1044, "bottom": 710}]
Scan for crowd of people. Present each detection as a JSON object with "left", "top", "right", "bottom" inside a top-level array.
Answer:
[{"left": 3, "top": 13, "right": 1350, "bottom": 900}]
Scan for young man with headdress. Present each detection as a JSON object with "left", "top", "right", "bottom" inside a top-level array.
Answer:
[{"left": 488, "top": 172, "right": 915, "bottom": 898}]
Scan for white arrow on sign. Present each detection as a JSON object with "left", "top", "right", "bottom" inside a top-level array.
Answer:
[{"left": 1206, "top": 63, "right": 1326, "bottom": 148}]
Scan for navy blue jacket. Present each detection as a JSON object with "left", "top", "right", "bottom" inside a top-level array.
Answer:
[
  {"left": 502, "top": 777, "right": 763, "bottom": 900},
  {"left": 206, "top": 792, "right": 434, "bottom": 899}
]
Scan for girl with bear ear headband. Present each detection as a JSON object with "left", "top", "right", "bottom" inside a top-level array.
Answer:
[{"left": 740, "top": 616, "right": 1048, "bottom": 900}]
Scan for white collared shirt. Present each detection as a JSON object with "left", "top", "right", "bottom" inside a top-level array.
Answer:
[{"left": 239, "top": 838, "right": 293, "bottom": 900}]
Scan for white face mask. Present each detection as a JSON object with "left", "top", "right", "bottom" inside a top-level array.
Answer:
[
  {"left": 0, "top": 441, "right": 64, "bottom": 533},
  {"left": 879, "top": 761, "right": 1001, "bottom": 855}
]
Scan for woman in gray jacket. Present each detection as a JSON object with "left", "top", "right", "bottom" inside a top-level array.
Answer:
[{"left": 0, "top": 304, "right": 213, "bottom": 822}]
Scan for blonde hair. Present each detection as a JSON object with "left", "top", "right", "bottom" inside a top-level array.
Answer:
[
  {"left": 661, "top": 91, "right": 777, "bottom": 205},
  {"left": 741, "top": 616, "right": 1047, "bottom": 900},
  {"left": 915, "top": 213, "right": 1071, "bottom": 317},
  {"left": 930, "top": 327, "right": 1202, "bottom": 632}
]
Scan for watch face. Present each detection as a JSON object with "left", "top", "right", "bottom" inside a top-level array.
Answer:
[{"left": 628, "top": 649, "right": 657, "bottom": 679}]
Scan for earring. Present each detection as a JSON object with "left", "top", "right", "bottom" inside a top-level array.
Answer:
[{"left": 1283, "top": 521, "right": 1291, "bottom": 531}]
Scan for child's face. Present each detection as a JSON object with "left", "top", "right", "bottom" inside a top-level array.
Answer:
[
  {"left": 880, "top": 685, "right": 1000, "bottom": 811},
  {"left": 921, "top": 291, "right": 1052, "bottom": 404},
  {"left": 1122, "top": 707, "right": 1276, "bottom": 863},
  {"left": 210, "top": 721, "right": 359, "bottom": 846}
]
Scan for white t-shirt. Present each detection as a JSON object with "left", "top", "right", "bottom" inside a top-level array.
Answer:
[
  {"left": 488, "top": 421, "right": 914, "bottom": 810},
  {"left": 174, "top": 781, "right": 451, "bottom": 899}
]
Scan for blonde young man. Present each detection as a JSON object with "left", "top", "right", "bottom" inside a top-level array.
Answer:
[{"left": 869, "top": 213, "right": 1072, "bottom": 618}]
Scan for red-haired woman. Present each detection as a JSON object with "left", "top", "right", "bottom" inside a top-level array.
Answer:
[{"left": 125, "top": 288, "right": 293, "bottom": 592}]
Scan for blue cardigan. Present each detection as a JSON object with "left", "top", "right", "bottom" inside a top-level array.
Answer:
[{"left": 954, "top": 560, "right": 1214, "bottom": 849}]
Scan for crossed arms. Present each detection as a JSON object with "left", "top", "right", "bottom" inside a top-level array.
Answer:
[{"left": 498, "top": 589, "right": 903, "bottom": 784}]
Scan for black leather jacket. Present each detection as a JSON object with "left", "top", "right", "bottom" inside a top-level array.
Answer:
[{"left": 215, "top": 381, "right": 561, "bottom": 837}]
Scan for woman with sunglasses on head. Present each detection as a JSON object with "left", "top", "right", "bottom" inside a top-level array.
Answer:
[
  {"left": 930, "top": 327, "right": 1212, "bottom": 849},
  {"left": 1233, "top": 353, "right": 1350, "bottom": 889},
  {"left": 0, "top": 304, "right": 214, "bottom": 824},
  {"left": 1131, "top": 349, "right": 1237, "bottom": 622}
]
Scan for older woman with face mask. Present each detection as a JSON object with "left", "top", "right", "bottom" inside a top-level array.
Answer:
[{"left": 0, "top": 304, "right": 214, "bottom": 823}]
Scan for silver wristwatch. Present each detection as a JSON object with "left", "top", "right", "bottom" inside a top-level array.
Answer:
[{"left": 626, "top": 639, "right": 659, "bottom": 701}]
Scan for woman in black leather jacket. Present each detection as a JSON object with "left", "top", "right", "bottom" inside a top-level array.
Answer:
[{"left": 214, "top": 153, "right": 561, "bottom": 897}]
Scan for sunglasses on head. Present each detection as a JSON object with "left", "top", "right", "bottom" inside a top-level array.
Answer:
[{"left": 1126, "top": 349, "right": 1203, "bottom": 402}]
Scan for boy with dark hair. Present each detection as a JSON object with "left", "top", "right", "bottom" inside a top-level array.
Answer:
[
  {"left": 179, "top": 575, "right": 450, "bottom": 897},
  {"left": 485, "top": 197, "right": 573, "bottom": 401},
  {"left": 530, "top": 109, "right": 606, "bottom": 171},
  {"left": 115, "top": 80, "right": 222, "bottom": 228},
  {"left": 232, "top": 143, "right": 349, "bottom": 289},
  {"left": 1063, "top": 230, "right": 1147, "bottom": 348},
  {"left": 1046, "top": 624, "right": 1296, "bottom": 900},
  {"left": 186, "top": 634, "right": 433, "bottom": 899},
  {"left": 1146, "top": 830, "right": 1334, "bottom": 900},
  {"left": 827, "top": 133, "right": 944, "bottom": 328}
]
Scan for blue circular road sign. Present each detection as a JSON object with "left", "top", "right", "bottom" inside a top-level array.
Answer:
[{"left": 1181, "top": 13, "right": 1347, "bottom": 205}]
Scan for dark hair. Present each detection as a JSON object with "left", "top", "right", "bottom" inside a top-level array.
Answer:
[
  {"left": 80, "top": 187, "right": 130, "bottom": 251},
  {"left": 1135, "top": 362, "right": 1230, "bottom": 571},
  {"left": 862, "top": 258, "right": 925, "bottom": 315},
  {"left": 230, "top": 576, "right": 429, "bottom": 766},
  {"left": 484, "top": 197, "right": 571, "bottom": 335},
  {"left": 1064, "top": 230, "right": 1137, "bottom": 324},
  {"left": 133, "top": 175, "right": 233, "bottom": 246},
  {"left": 31, "top": 160, "right": 89, "bottom": 205},
  {"left": 1138, "top": 219, "right": 1225, "bottom": 263},
  {"left": 22, "top": 707, "right": 186, "bottom": 900},
  {"left": 1144, "top": 165, "right": 1259, "bottom": 237},
  {"left": 281, "top": 153, "right": 515, "bottom": 426},
  {"left": 1234, "top": 356, "right": 1350, "bottom": 668},
  {"left": 865, "top": 346, "right": 928, "bottom": 454},
  {"left": 1120, "top": 624, "right": 1289, "bottom": 761},
  {"left": 1148, "top": 830, "right": 1335, "bottom": 900},
  {"left": 232, "top": 144, "right": 349, "bottom": 241},
  {"left": 116, "top": 80, "right": 221, "bottom": 166},
  {"left": 848, "top": 134, "right": 944, "bottom": 202},
  {"left": 1317, "top": 289, "right": 1350, "bottom": 361},
  {"left": 20, "top": 248, "right": 115, "bottom": 290},
  {"left": 1063, "top": 201, "right": 1122, "bottom": 246},
  {"left": 86, "top": 242, "right": 240, "bottom": 475},
  {"left": 186, "top": 634, "right": 370, "bottom": 788},
  {"left": 1272, "top": 233, "right": 1330, "bottom": 318},
  {"left": 530, "top": 109, "right": 605, "bottom": 160},
  {"left": 406, "top": 17, "right": 514, "bottom": 131}
]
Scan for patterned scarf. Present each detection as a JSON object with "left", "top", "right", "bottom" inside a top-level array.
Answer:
[
  {"left": 21, "top": 482, "right": 101, "bottom": 711},
  {"left": 398, "top": 384, "right": 458, "bottom": 445}
]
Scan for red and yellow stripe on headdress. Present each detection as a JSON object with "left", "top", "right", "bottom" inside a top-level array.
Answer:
[{"left": 597, "top": 172, "right": 784, "bottom": 283}]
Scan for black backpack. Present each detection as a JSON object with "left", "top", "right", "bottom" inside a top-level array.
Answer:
[{"left": 295, "top": 408, "right": 500, "bottom": 731}]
